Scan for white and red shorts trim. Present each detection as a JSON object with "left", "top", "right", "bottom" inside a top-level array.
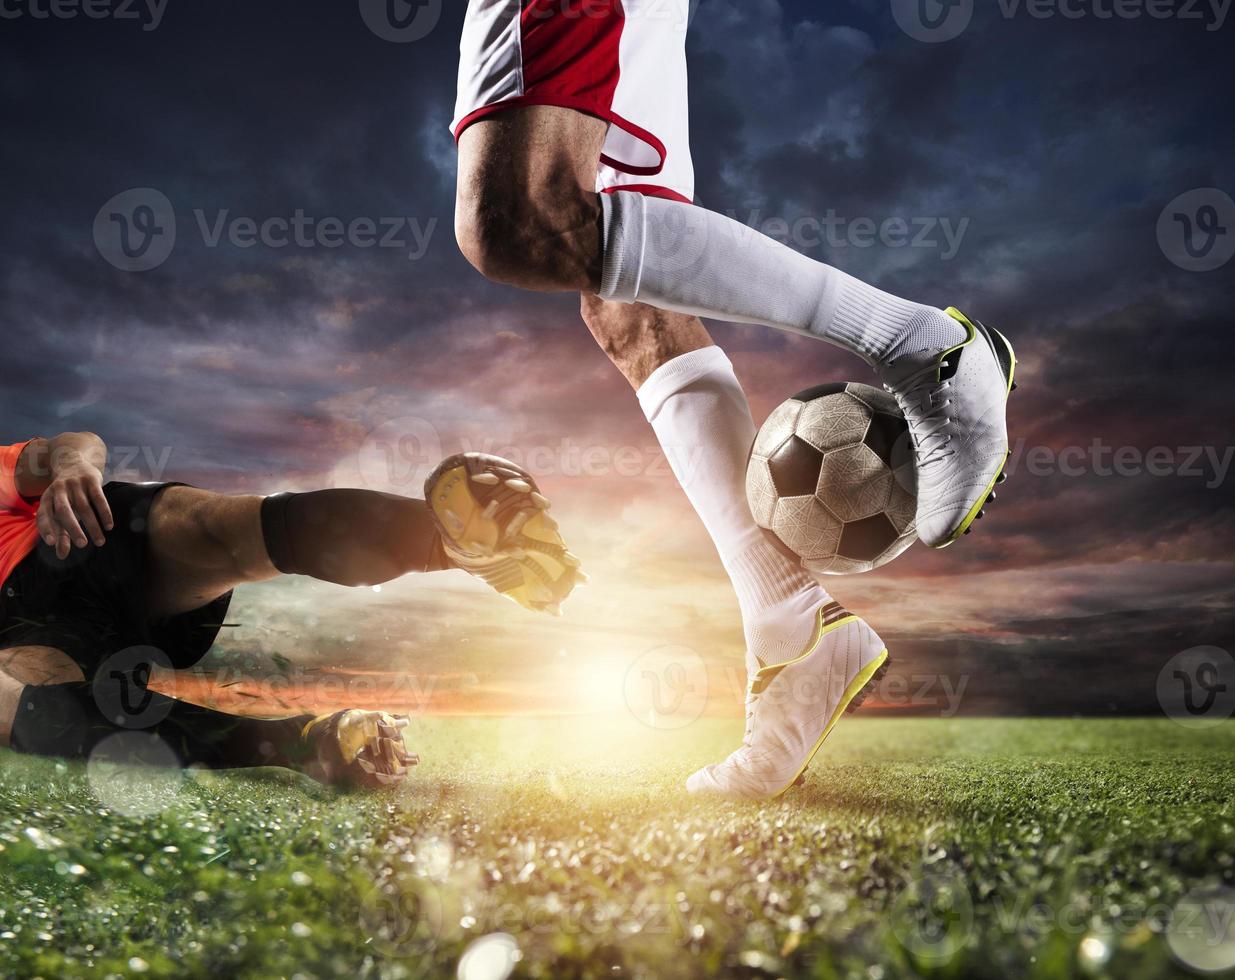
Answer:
[{"left": 452, "top": 0, "right": 695, "bottom": 204}]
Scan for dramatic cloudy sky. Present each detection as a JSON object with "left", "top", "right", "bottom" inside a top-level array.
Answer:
[{"left": 1, "top": 0, "right": 1232, "bottom": 719}]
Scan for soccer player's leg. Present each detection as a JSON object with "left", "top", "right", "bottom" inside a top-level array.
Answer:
[
  {"left": 455, "top": 104, "right": 607, "bottom": 295},
  {"left": 146, "top": 484, "right": 451, "bottom": 616},
  {"left": 149, "top": 476, "right": 582, "bottom": 610},
  {"left": 581, "top": 297, "right": 889, "bottom": 800},
  {"left": 1, "top": 654, "right": 418, "bottom": 788},
  {"left": 0, "top": 485, "right": 417, "bottom": 786},
  {"left": 452, "top": 0, "right": 1015, "bottom": 549},
  {"left": 0, "top": 646, "right": 83, "bottom": 746}
]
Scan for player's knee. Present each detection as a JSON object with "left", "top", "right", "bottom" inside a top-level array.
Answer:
[
  {"left": 455, "top": 196, "right": 524, "bottom": 286},
  {"left": 455, "top": 174, "right": 596, "bottom": 291}
]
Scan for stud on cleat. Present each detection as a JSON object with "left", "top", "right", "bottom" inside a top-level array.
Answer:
[
  {"left": 987, "top": 492, "right": 997, "bottom": 502},
  {"left": 997, "top": 471, "right": 1008, "bottom": 484},
  {"left": 976, "top": 510, "right": 985, "bottom": 520},
  {"left": 425, "top": 452, "right": 587, "bottom": 616}
]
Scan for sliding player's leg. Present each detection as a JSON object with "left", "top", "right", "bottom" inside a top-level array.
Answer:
[
  {"left": 581, "top": 297, "right": 889, "bottom": 800},
  {"left": 0, "top": 643, "right": 415, "bottom": 786},
  {"left": 453, "top": 0, "right": 1015, "bottom": 549},
  {"left": 146, "top": 484, "right": 451, "bottom": 617},
  {"left": 0, "top": 646, "right": 83, "bottom": 745},
  {"left": 150, "top": 473, "right": 581, "bottom": 620}
]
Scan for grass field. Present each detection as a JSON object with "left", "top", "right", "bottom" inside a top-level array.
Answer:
[{"left": 0, "top": 717, "right": 1232, "bottom": 979}]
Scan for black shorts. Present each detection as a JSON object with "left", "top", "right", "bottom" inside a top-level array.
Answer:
[{"left": 0, "top": 482, "right": 232, "bottom": 678}]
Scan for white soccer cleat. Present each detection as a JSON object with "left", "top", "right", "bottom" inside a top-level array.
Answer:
[
  {"left": 879, "top": 307, "right": 1017, "bottom": 549},
  {"left": 686, "top": 602, "right": 889, "bottom": 801}
]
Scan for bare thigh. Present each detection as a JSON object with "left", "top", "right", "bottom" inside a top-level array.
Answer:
[
  {"left": 456, "top": 105, "right": 609, "bottom": 292},
  {"left": 146, "top": 486, "right": 277, "bottom": 619},
  {"left": 0, "top": 646, "right": 84, "bottom": 745},
  {"left": 580, "top": 295, "right": 714, "bottom": 389}
]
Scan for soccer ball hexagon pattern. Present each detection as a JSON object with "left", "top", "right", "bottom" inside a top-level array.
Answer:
[{"left": 747, "top": 382, "right": 918, "bottom": 574}]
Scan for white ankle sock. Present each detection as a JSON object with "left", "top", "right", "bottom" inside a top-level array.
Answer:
[
  {"left": 637, "top": 346, "right": 833, "bottom": 670},
  {"left": 601, "top": 191, "right": 966, "bottom": 367}
]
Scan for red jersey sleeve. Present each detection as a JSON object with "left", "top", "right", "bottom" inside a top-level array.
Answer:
[{"left": 0, "top": 441, "right": 37, "bottom": 513}]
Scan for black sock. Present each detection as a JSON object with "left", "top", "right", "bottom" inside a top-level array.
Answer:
[
  {"left": 9, "top": 682, "right": 315, "bottom": 769},
  {"left": 260, "top": 489, "right": 450, "bottom": 586}
]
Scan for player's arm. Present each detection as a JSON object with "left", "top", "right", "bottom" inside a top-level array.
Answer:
[{"left": 16, "top": 432, "right": 113, "bottom": 557}]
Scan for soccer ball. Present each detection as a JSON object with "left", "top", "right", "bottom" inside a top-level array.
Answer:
[{"left": 746, "top": 382, "right": 918, "bottom": 574}]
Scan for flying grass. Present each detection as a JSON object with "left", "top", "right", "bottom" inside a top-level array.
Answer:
[{"left": 0, "top": 717, "right": 1232, "bottom": 979}]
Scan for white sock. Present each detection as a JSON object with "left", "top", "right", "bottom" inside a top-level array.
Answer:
[
  {"left": 637, "top": 346, "right": 834, "bottom": 672},
  {"left": 600, "top": 191, "right": 966, "bottom": 368}
]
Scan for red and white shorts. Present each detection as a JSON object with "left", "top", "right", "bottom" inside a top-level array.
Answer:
[{"left": 452, "top": 0, "right": 695, "bottom": 204}]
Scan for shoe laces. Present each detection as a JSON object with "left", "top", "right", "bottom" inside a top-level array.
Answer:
[{"left": 885, "top": 358, "right": 955, "bottom": 468}]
